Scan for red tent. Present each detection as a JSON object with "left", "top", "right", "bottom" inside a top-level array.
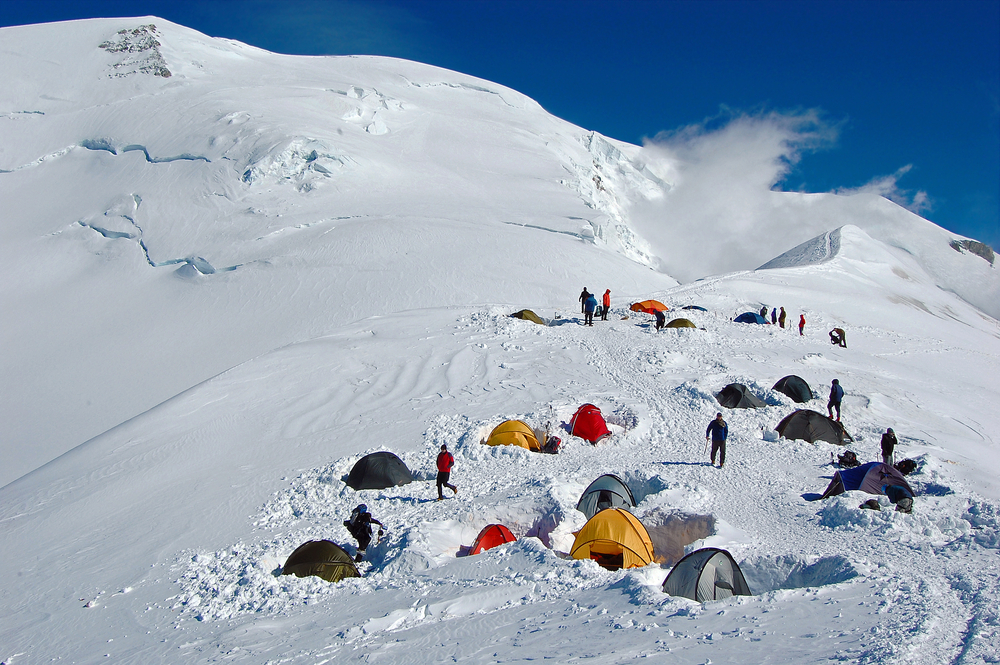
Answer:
[
  {"left": 570, "top": 404, "right": 612, "bottom": 444},
  {"left": 470, "top": 524, "right": 517, "bottom": 555}
]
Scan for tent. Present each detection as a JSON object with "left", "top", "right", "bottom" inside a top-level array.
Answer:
[
  {"left": 682, "top": 305, "right": 708, "bottom": 312},
  {"left": 576, "top": 474, "right": 637, "bottom": 520},
  {"left": 469, "top": 524, "right": 517, "bottom": 555},
  {"left": 346, "top": 451, "right": 413, "bottom": 490},
  {"left": 666, "top": 318, "right": 697, "bottom": 329},
  {"left": 281, "top": 540, "right": 360, "bottom": 583},
  {"left": 569, "top": 404, "right": 611, "bottom": 444},
  {"left": 510, "top": 309, "right": 545, "bottom": 325},
  {"left": 734, "top": 312, "right": 768, "bottom": 324},
  {"left": 570, "top": 508, "right": 654, "bottom": 570},
  {"left": 662, "top": 548, "right": 752, "bottom": 602},
  {"left": 775, "top": 409, "right": 853, "bottom": 445},
  {"left": 772, "top": 375, "right": 813, "bottom": 403},
  {"left": 630, "top": 300, "right": 668, "bottom": 314},
  {"left": 485, "top": 420, "right": 541, "bottom": 452},
  {"left": 821, "top": 462, "right": 916, "bottom": 500},
  {"left": 715, "top": 383, "right": 765, "bottom": 409}
]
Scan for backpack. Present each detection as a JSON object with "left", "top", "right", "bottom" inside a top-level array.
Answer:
[
  {"left": 894, "top": 459, "right": 918, "bottom": 476},
  {"left": 837, "top": 450, "right": 859, "bottom": 468},
  {"left": 541, "top": 435, "right": 561, "bottom": 455}
]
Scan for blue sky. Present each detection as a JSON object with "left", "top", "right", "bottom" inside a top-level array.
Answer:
[{"left": 2, "top": 0, "right": 998, "bottom": 249}]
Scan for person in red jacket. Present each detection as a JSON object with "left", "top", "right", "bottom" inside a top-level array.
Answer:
[
  {"left": 436, "top": 444, "right": 458, "bottom": 500},
  {"left": 798, "top": 314, "right": 806, "bottom": 336},
  {"left": 601, "top": 289, "right": 611, "bottom": 321}
]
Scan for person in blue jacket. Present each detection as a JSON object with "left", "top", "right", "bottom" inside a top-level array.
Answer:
[
  {"left": 706, "top": 412, "right": 728, "bottom": 468},
  {"left": 584, "top": 293, "right": 598, "bottom": 326},
  {"left": 828, "top": 379, "right": 844, "bottom": 421}
]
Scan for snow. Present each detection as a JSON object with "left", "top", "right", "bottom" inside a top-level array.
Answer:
[{"left": 1, "top": 17, "right": 999, "bottom": 665}]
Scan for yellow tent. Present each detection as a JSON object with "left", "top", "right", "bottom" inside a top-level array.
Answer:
[
  {"left": 570, "top": 508, "right": 654, "bottom": 570},
  {"left": 666, "top": 318, "right": 697, "bottom": 329},
  {"left": 485, "top": 420, "right": 541, "bottom": 452}
]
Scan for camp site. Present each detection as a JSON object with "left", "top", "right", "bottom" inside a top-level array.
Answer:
[{"left": 1, "top": 16, "right": 998, "bottom": 665}]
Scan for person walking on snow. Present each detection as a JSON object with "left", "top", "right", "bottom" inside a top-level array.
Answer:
[
  {"left": 579, "top": 288, "right": 590, "bottom": 314},
  {"left": 798, "top": 314, "right": 806, "bottom": 336},
  {"left": 436, "top": 444, "right": 458, "bottom": 500},
  {"left": 828, "top": 379, "right": 844, "bottom": 421},
  {"left": 584, "top": 293, "right": 598, "bottom": 326},
  {"left": 344, "top": 504, "right": 384, "bottom": 562},
  {"left": 706, "top": 412, "right": 729, "bottom": 468},
  {"left": 880, "top": 427, "right": 897, "bottom": 465},
  {"left": 778, "top": 307, "right": 787, "bottom": 329},
  {"left": 602, "top": 289, "right": 611, "bottom": 321},
  {"left": 654, "top": 308, "right": 665, "bottom": 330}
]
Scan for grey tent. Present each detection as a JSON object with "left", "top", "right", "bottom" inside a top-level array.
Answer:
[
  {"left": 716, "top": 383, "right": 765, "bottom": 409},
  {"left": 775, "top": 409, "right": 853, "bottom": 445},
  {"left": 772, "top": 375, "right": 813, "bottom": 403},
  {"left": 576, "top": 474, "right": 637, "bottom": 520},
  {"left": 510, "top": 309, "right": 545, "bottom": 325},
  {"left": 821, "top": 462, "right": 916, "bottom": 500},
  {"left": 346, "top": 451, "right": 413, "bottom": 490},
  {"left": 662, "top": 547, "right": 752, "bottom": 602},
  {"left": 282, "top": 540, "right": 360, "bottom": 582}
]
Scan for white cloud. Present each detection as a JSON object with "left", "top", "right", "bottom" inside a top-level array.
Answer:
[
  {"left": 630, "top": 109, "right": 841, "bottom": 281},
  {"left": 835, "top": 165, "right": 933, "bottom": 215}
]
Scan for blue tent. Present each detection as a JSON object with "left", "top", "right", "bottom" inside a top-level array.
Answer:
[
  {"left": 821, "top": 462, "right": 915, "bottom": 499},
  {"left": 682, "top": 305, "right": 708, "bottom": 312},
  {"left": 734, "top": 312, "right": 767, "bottom": 324}
]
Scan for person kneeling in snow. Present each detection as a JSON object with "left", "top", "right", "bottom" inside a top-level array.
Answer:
[{"left": 344, "top": 504, "right": 384, "bottom": 562}]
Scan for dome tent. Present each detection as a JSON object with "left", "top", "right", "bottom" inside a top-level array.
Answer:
[
  {"left": 571, "top": 508, "right": 654, "bottom": 570},
  {"left": 510, "top": 309, "right": 545, "bottom": 325},
  {"left": 576, "top": 473, "right": 637, "bottom": 520},
  {"left": 772, "top": 375, "right": 813, "bottom": 403},
  {"left": 734, "top": 312, "right": 768, "bottom": 324},
  {"left": 346, "top": 451, "right": 413, "bottom": 490},
  {"left": 662, "top": 547, "right": 752, "bottom": 602},
  {"left": 820, "top": 462, "right": 916, "bottom": 500},
  {"left": 630, "top": 300, "right": 668, "bottom": 314},
  {"left": 666, "top": 318, "right": 697, "bottom": 329},
  {"left": 281, "top": 540, "right": 360, "bottom": 583},
  {"left": 682, "top": 305, "right": 708, "bottom": 312},
  {"left": 715, "top": 383, "right": 765, "bottom": 409},
  {"left": 569, "top": 404, "right": 611, "bottom": 444},
  {"left": 485, "top": 420, "right": 541, "bottom": 451},
  {"left": 469, "top": 524, "right": 517, "bottom": 555},
  {"left": 775, "top": 409, "right": 853, "bottom": 445}
]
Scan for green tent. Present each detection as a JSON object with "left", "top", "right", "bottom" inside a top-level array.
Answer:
[
  {"left": 666, "top": 318, "right": 697, "bottom": 329},
  {"left": 282, "top": 540, "right": 360, "bottom": 582},
  {"left": 511, "top": 309, "right": 545, "bottom": 325}
]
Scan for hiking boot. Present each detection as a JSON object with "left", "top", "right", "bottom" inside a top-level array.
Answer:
[
  {"left": 436, "top": 497, "right": 443, "bottom": 501},
  {"left": 453, "top": 486, "right": 458, "bottom": 494}
]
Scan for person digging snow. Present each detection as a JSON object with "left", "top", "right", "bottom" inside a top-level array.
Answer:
[
  {"left": 344, "top": 504, "right": 384, "bottom": 562},
  {"left": 436, "top": 444, "right": 458, "bottom": 500},
  {"left": 706, "top": 412, "right": 728, "bottom": 468}
]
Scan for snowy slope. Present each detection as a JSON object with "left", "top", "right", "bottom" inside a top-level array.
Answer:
[
  {"left": 0, "top": 18, "right": 673, "bottom": 483},
  {"left": 1, "top": 17, "right": 999, "bottom": 665}
]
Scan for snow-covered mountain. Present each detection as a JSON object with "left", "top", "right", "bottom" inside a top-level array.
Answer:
[{"left": 1, "top": 18, "right": 998, "bottom": 665}]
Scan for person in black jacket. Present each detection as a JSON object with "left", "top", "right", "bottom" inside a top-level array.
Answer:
[
  {"left": 344, "top": 504, "right": 384, "bottom": 562},
  {"left": 705, "top": 412, "right": 729, "bottom": 468},
  {"left": 880, "top": 427, "right": 897, "bottom": 465},
  {"left": 828, "top": 379, "right": 844, "bottom": 421}
]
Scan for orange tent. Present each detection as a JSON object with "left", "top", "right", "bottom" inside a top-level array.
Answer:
[
  {"left": 630, "top": 300, "right": 668, "bottom": 314},
  {"left": 470, "top": 524, "right": 517, "bottom": 555},
  {"left": 571, "top": 508, "right": 654, "bottom": 570}
]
